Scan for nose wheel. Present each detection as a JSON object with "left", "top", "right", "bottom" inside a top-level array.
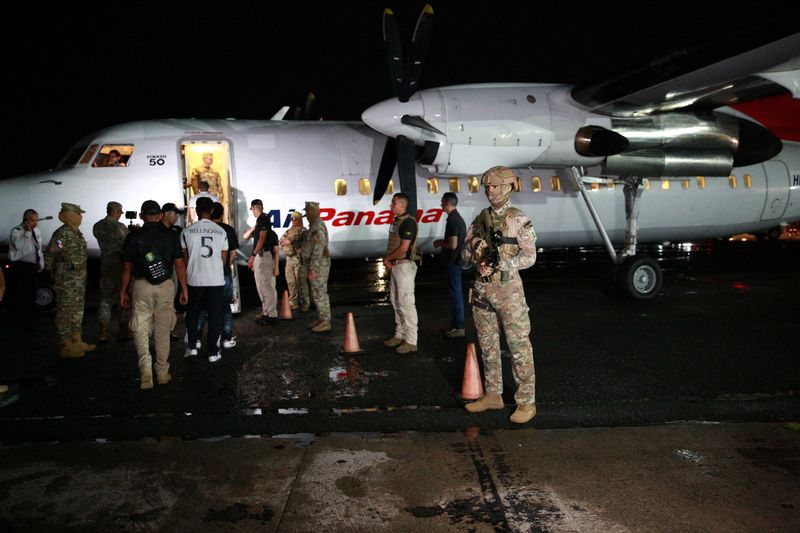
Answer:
[{"left": 615, "top": 255, "right": 663, "bottom": 300}]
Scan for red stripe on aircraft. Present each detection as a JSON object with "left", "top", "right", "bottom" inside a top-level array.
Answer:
[{"left": 732, "top": 93, "right": 800, "bottom": 142}]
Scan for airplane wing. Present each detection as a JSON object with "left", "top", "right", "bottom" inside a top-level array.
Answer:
[{"left": 571, "top": 26, "right": 800, "bottom": 117}]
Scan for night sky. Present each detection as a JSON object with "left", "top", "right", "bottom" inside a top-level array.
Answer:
[{"left": 4, "top": 1, "right": 795, "bottom": 179}]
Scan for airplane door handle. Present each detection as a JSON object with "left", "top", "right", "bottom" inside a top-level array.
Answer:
[{"left": 38, "top": 179, "right": 62, "bottom": 185}]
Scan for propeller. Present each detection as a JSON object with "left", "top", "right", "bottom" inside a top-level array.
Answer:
[{"left": 371, "top": 4, "right": 436, "bottom": 216}]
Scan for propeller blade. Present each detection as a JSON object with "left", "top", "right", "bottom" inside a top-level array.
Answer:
[
  {"left": 374, "top": 137, "right": 398, "bottom": 205},
  {"left": 382, "top": 8, "right": 405, "bottom": 99},
  {"left": 405, "top": 4, "right": 434, "bottom": 99},
  {"left": 293, "top": 106, "right": 302, "bottom": 121},
  {"left": 401, "top": 114, "right": 444, "bottom": 135},
  {"left": 397, "top": 136, "right": 418, "bottom": 217}
]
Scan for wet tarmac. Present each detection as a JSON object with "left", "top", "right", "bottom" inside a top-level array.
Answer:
[{"left": 0, "top": 240, "right": 799, "bottom": 442}]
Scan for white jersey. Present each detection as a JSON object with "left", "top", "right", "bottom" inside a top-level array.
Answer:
[
  {"left": 181, "top": 219, "right": 228, "bottom": 286},
  {"left": 188, "top": 191, "right": 220, "bottom": 208}
]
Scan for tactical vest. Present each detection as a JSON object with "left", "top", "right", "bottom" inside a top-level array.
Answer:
[
  {"left": 483, "top": 207, "right": 521, "bottom": 263},
  {"left": 387, "top": 213, "right": 420, "bottom": 261},
  {"left": 282, "top": 227, "right": 304, "bottom": 257}
]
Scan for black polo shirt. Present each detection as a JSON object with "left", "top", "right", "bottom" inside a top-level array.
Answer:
[
  {"left": 442, "top": 209, "right": 466, "bottom": 266},
  {"left": 252, "top": 213, "right": 271, "bottom": 253},
  {"left": 122, "top": 221, "right": 183, "bottom": 279},
  {"left": 218, "top": 221, "right": 239, "bottom": 275},
  {"left": 398, "top": 216, "right": 417, "bottom": 260}
]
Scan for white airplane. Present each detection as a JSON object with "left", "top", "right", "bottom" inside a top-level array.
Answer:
[{"left": 1, "top": 6, "right": 798, "bottom": 306}]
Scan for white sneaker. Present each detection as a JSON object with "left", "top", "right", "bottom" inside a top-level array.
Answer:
[
  {"left": 184, "top": 348, "right": 198, "bottom": 358},
  {"left": 208, "top": 353, "right": 222, "bottom": 363},
  {"left": 223, "top": 337, "right": 237, "bottom": 349}
]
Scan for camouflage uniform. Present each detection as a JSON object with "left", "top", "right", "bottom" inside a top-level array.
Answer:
[
  {"left": 463, "top": 173, "right": 538, "bottom": 407},
  {"left": 301, "top": 217, "right": 331, "bottom": 321},
  {"left": 92, "top": 215, "right": 129, "bottom": 323},
  {"left": 189, "top": 166, "right": 224, "bottom": 205},
  {"left": 45, "top": 223, "right": 88, "bottom": 340},
  {"left": 281, "top": 222, "right": 309, "bottom": 310}
]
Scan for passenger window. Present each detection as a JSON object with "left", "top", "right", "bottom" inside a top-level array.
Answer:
[
  {"left": 427, "top": 178, "right": 439, "bottom": 194},
  {"left": 531, "top": 176, "right": 542, "bottom": 192},
  {"left": 728, "top": 175, "right": 737, "bottom": 189},
  {"left": 449, "top": 178, "right": 460, "bottom": 193},
  {"left": 358, "top": 178, "right": 371, "bottom": 196},
  {"left": 644, "top": 179, "right": 651, "bottom": 190},
  {"left": 468, "top": 176, "right": 480, "bottom": 193},
  {"left": 513, "top": 176, "right": 522, "bottom": 192},
  {"left": 661, "top": 180, "right": 670, "bottom": 190},
  {"left": 386, "top": 180, "right": 394, "bottom": 195},
  {"left": 682, "top": 179, "right": 690, "bottom": 190},
  {"left": 335, "top": 179, "right": 347, "bottom": 196},
  {"left": 744, "top": 174, "right": 752, "bottom": 188},
  {"left": 92, "top": 144, "right": 134, "bottom": 167},
  {"left": 696, "top": 176, "right": 706, "bottom": 189},
  {"left": 550, "top": 176, "right": 560, "bottom": 192},
  {"left": 590, "top": 182, "right": 599, "bottom": 191},
  {"left": 79, "top": 145, "right": 99, "bottom": 165}
]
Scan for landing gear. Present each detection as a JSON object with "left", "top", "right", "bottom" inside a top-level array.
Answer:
[{"left": 570, "top": 167, "right": 664, "bottom": 301}]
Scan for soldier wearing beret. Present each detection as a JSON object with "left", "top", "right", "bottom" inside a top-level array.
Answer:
[
  {"left": 45, "top": 203, "right": 95, "bottom": 359},
  {"left": 462, "top": 166, "right": 538, "bottom": 424}
]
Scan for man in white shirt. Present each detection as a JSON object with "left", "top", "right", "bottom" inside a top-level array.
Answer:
[
  {"left": 8, "top": 209, "right": 45, "bottom": 326},
  {"left": 187, "top": 181, "right": 220, "bottom": 224},
  {"left": 181, "top": 196, "right": 228, "bottom": 362}
]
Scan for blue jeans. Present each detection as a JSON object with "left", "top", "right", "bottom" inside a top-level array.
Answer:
[
  {"left": 444, "top": 261, "right": 464, "bottom": 329},
  {"left": 197, "top": 273, "right": 233, "bottom": 341}
]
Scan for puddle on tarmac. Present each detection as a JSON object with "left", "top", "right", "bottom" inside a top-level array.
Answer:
[{"left": 327, "top": 356, "right": 390, "bottom": 400}]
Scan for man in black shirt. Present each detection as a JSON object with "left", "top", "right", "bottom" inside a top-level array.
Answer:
[
  {"left": 120, "top": 200, "right": 188, "bottom": 390},
  {"left": 198, "top": 202, "right": 240, "bottom": 347},
  {"left": 244, "top": 199, "right": 279, "bottom": 325},
  {"left": 434, "top": 192, "right": 467, "bottom": 338}
]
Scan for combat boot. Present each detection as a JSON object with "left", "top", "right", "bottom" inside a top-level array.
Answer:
[
  {"left": 395, "top": 341, "right": 418, "bottom": 354},
  {"left": 59, "top": 337, "right": 85, "bottom": 359},
  {"left": 311, "top": 320, "right": 332, "bottom": 332},
  {"left": 309, "top": 319, "right": 322, "bottom": 329},
  {"left": 72, "top": 333, "right": 96, "bottom": 353},
  {"left": 98, "top": 322, "right": 110, "bottom": 343},
  {"left": 509, "top": 404, "right": 537, "bottom": 424},
  {"left": 383, "top": 336, "right": 403, "bottom": 347},
  {"left": 140, "top": 368, "right": 154, "bottom": 390},
  {"left": 156, "top": 373, "right": 172, "bottom": 386},
  {"left": 465, "top": 392, "right": 504, "bottom": 413}
]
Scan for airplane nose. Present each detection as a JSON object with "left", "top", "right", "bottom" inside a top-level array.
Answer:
[{"left": 361, "top": 95, "right": 425, "bottom": 140}]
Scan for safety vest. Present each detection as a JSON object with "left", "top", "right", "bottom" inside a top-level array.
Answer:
[{"left": 387, "top": 213, "right": 420, "bottom": 261}]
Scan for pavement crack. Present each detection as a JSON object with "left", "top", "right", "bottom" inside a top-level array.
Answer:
[{"left": 275, "top": 443, "right": 308, "bottom": 531}]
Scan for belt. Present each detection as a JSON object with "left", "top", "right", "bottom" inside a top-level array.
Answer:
[{"left": 392, "top": 259, "right": 412, "bottom": 265}]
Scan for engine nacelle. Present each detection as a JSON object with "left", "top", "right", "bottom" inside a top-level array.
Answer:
[{"left": 603, "top": 148, "right": 734, "bottom": 176}]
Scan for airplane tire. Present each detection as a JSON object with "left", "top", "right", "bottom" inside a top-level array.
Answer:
[
  {"left": 616, "top": 255, "right": 663, "bottom": 301},
  {"left": 35, "top": 285, "right": 56, "bottom": 313}
]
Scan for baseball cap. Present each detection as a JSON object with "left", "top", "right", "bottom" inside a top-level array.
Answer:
[{"left": 161, "top": 202, "right": 185, "bottom": 215}]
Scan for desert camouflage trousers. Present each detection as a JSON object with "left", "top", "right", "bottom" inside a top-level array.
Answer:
[
  {"left": 308, "top": 256, "right": 331, "bottom": 321},
  {"left": 285, "top": 255, "right": 309, "bottom": 310},
  {"left": 472, "top": 273, "right": 535, "bottom": 405}
]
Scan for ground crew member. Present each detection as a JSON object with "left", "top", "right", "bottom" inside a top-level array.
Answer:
[
  {"left": 433, "top": 192, "right": 467, "bottom": 338},
  {"left": 462, "top": 166, "right": 538, "bottom": 424},
  {"left": 8, "top": 208, "right": 44, "bottom": 328},
  {"left": 92, "top": 201, "right": 130, "bottom": 342},
  {"left": 301, "top": 201, "right": 331, "bottom": 332},
  {"left": 188, "top": 152, "right": 224, "bottom": 204},
  {"left": 44, "top": 203, "right": 95, "bottom": 359},
  {"left": 280, "top": 211, "right": 309, "bottom": 312},
  {"left": 120, "top": 200, "right": 188, "bottom": 389},
  {"left": 245, "top": 199, "right": 279, "bottom": 325},
  {"left": 382, "top": 193, "right": 420, "bottom": 354}
]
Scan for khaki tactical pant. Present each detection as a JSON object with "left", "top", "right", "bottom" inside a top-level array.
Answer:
[
  {"left": 254, "top": 253, "right": 277, "bottom": 317},
  {"left": 130, "top": 279, "right": 174, "bottom": 378},
  {"left": 285, "top": 255, "right": 309, "bottom": 309},
  {"left": 390, "top": 260, "right": 418, "bottom": 345},
  {"left": 472, "top": 274, "right": 535, "bottom": 405}
]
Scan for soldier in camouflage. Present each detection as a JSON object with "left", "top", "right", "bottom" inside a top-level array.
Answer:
[
  {"left": 188, "top": 152, "right": 224, "bottom": 205},
  {"left": 45, "top": 203, "right": 96, "bottom": 359},
  {"left": 280, "top": 211, "right": 309, "bottom": 312},
  {"left": 301, "top": 201, "right": 331, "bottom": 332},
  {"left": 92, "top": 201, "right": 130, "bottom": 342},
  {"left": 462, "top": 166, "right": 538, "bottom": 424}
]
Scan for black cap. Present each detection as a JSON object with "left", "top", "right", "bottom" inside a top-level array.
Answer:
[
  {"left": 140, "top": 200, "right": 161, "bottom": 215},
  {"left": 161, "top": 202, "right": 185, "bottom": 215},
  {"left": 250, "top": 199, "right": 263, "bottom": 207}
]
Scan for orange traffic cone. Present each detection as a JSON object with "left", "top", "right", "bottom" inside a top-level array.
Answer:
[
  {"left": 460, "top": 342, "right": 484, "bottom": 401},
  {"left": 279, "top": 290, "right": 293, "bottom": 320},
  {"left": 341, "top": 312, "right": 362, "bottom": 353}
]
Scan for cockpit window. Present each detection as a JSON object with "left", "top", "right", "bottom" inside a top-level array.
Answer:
[
  {"left": 56, "top": 145, "right": 89, "bottom": 169},
  {"left": 79, "top": 144, "right": 99, "bottom": 165},
  {"left": 92, "top": 144, "right": 134, "bottom": 167}
]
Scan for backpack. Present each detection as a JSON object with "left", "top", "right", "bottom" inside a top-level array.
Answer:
[{"left": 138, "top": 238, "right": 171, "bottom": 285}]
